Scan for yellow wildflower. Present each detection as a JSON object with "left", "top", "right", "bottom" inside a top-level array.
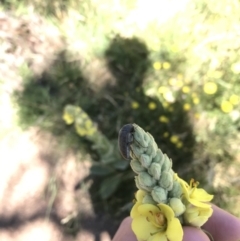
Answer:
[
  {"left": 182, "top": 86, "right": 190, "bottom": 94},
  {"left": 183, "top": 103, "right": 191, "bottom": 111},
  {"left": 191, "top": 92, "right": 197, "bottom": 98},
  {"left": 193, "top": 97, "right": 200, "bottom": 104},
  {"left": 177, "top": 74, "right": 183, "bottom": 79},
  {"left": 75, "top": 125, "right": 87, "bottom": 136},
  {"left": 62, "top": 112, "right": 74, "bottom": 125},
  {"left": 229, "top": 94, "right": 240, "bottom": 105},
  {"left": 131, "top": 101, "right": 140, "bottom": 109},
  {"left": 176, "top": 80, "right": 183, "bottom": 88},
  {"left": 163, "top": 132, "right": 169, "bottom": 138},
  {"left": 194, "top": 113, "right": 200, "bottom": 119},
  {"left": 176, "top": 141, "right": 183, "bottom": 148},
  {"left": 231, "top": 62, "right": 240, "bottom": 74},
  {"left": 221, "top": 100, "right": 233, "bottom": 113},
  {"left": 203, "top": 82, "right": 218, "bottom": 95},
  {"left": 176, "top": 176, "right": 213, "bottom": 227},
  {"left": 148, "top": 102, "right": 157, "bottom": 110},
  {"left": 131, "top": 190, "right": 183, "bottom": 241},
  {"left": 168, "top": 78, "right": 176, "bottom": 85},
  {"left": 184, "top": 203, "right": 213, "bottom": 227},
  {"left": 163, "top": 62, "right": 171, "bottom": 69},
  {"left": 159, "top": 115, "right": 169, "bottom": 123},
  {"left": 170, "top": 135, "right": 179, "bottom": 144},
  {"left": 153, "top": 62, "right": 161, "bottom": 70},
  {"left": 158, "top": 86, "right": 168, "bottom": 94}
]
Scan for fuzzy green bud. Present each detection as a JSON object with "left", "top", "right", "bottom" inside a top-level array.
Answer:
[
  {"left": 132, "top": 124, "right": 150, "bottom": 148},
  {"left": 130, "top": 160, "right": 145, "bottom": 173},
  {"left": 135, "top": 176, "right": 152, "bottom": 192},
  {"left": 130, "top": 144, "right": 144, "bottom": 159},
  {"left": 140, "top": 154, "right": 152, "bottom": 168},
  {"left": 152, "top": 149, "right": 164, "bottom": 165},
  {"left": 148, "top": 162, "right": 161, "bottom": 180},
  {"left": 169, "top": 198, "right": 186, "bottom": 216},
  {"left": 137, "top": 172, "right": 156, "bottom": 191},
  {"left": 142, "top": 194, "right": 156, "bottom": 204},
  {"left": 145, "top": 133, "right": 158, "bottom": 159},
  {"left": 168, "top": 180, "right": 183, "bottom": 198},
  {"left": 151, "top": 186, "right": 167, "bottom": 203},
  {"left": 161, "top": 154, "right": 172, "bottom": 171},
  {"left": 159, "top": 171, "right": 173, "bottom": 191}
]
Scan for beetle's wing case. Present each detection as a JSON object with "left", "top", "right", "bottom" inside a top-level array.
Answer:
[{"left": 118, "top": 124, "right": 134, "bottom": 160}]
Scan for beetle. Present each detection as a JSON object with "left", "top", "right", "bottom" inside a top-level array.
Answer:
[{"left": 118, "top": 124, "right": 135, "bottom": 160}]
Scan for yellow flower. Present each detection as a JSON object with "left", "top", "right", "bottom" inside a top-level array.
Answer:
[
  {"left": 131, "top": 190, "right": 183, "bottom": 241},
  {"left": 194, "top": 113, "right": 200, "bottom": 119},
  {"left": 184, "top": 203, "right": 213, "bottom": 227},
  {"left": 193, "top": 97, "right": 199, "bottom": 104},
  {"left": 176, "top": 176, "right": 213, "bottom": 227},
  {"left": 148, "top": 102, "right": 157, "bottom": 110},
  {"left": 170, "top": 135, "right": 179, "bottom": 144},
  {"left": 183, "top": 103, "right": 191, "bottom": 111},
  {"left": 182, "top": 86, "right": 190, "bottom": 93},
  {"left": 176, "top": 141, "right": 183, "bottom": 148},
  {"left": 162, "top": 62, "right": 171, "bottom": 69},
  {"left": 168, "top": 78, "right": 176, "bottom": 85},
  {"left": 62, "top": 112, "right": 74, "bottom": 125},
  {"left": 158, "top": 86, "right": 168, "bottom": 94},
  {"left": 159, "top": 115, "right": 169, "bottom": 123},
  {"left": 153, "top": 62, "right": 161, "bottom": 70},
  {"left": 131, "top": 101, "right": 140, "bottom": 109},
  {"left": 177, "top": 74, "right": 183, "bottom": 79},
  {"left": 203, "top": 82, "right": 218, "bottom": 95},
  {"left": 163, "top": 132, "right": 169, "bottom": 138},
  {"left": 231, "top": 62, "right": 240, "bottom": 74},
  {"left": 178, "top": 177, "right": 214, "bottom": 208},
  {"left": 229, "top": 94, "right": 240, "bottom": 105},
  {"left": 176, "top": 80, "right": 183, "bottom": 88},
  {"left": 221, "top": 100, "right": 233, "bottom": 113}
]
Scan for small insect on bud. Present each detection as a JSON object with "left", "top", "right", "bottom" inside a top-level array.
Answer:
[{"left": 118, "top": 124, "right": 134, "bottom": 160}]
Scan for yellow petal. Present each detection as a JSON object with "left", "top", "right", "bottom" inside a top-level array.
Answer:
[
  {"left": 187, "top": 216, "right": 209, "bottom": 227},
  {"left": 200, "top": 208, "right": 213, "bottom": 217},
  {"left": 138, "top": 204, "right": 160, "bottom": 216},
  {"left": 130, "top": 202, "right": 141, "bottom": 218},
  {"left": 166, "top": 218, "right": 183, "bottom": 241},
  {"left": 158, "top": 204, "right": 174, "bottom": 221},
  {"left": 191, "top": 188, "right": 214, "bottom": 202},
  {"left": 132, "top": 216, "right": 158, "bottom": 241},
  {"left": 189, "top": 198, "right": 211, "bottom": 209},
  {"left": 136, "top": 190, "right": 147, "bottom": 202},
  {"left": 150, "top": 233, "right": 168, "bottom": 241}
]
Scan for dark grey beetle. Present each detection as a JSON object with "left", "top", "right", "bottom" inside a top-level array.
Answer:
[{"left": 118, "top": 124, "right": 134, "bottom": 160}]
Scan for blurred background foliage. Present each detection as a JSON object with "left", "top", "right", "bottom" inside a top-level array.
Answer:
[{"left": 2, "top": 0, "right": 240, "bottom": 221}]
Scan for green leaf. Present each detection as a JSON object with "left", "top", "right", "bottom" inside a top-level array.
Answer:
[
  {"left": 100, "top": 175, "right": 122, "bottom": 200},
  {"left": 111, "top": 160, "right": 129, "bottom": 170},
  {"left": 90, "top": 164, "right": 115, "bottom": 176}
]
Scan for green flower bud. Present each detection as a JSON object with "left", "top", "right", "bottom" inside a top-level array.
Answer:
[
  {"left": 132, "top": 124, "right": 150, "bottom": 147},
  {"left": 159, "top": 171, "right": 173, "bottom": 191},
  {"left": 138, "top": 172, "right": 156, "bottom": 190},
  {"left": 140, "top": 154, "right": 152, "bottom": 168},
  {"left": 148, "top": 162, "right": 161, "bottom": 180},
  {"left": 142, "top": 194, "right": 156, "bottom": 204},
  {"left": 145, "top": 133, "right": 158, "bottom": 158},
  {"left": 130, "top": 160, "right": 145, "bottom": 173},
  {"left": 168, "top": 180, "right": 183, "bottom": 198},
  {"left": 151, "top": 186, "right": 167, "bottom": 203},
  {"left": 169, "top": 198, "right": 186, "bottom": 216},
  {"left": 130, "top": 144, "right": 144, "bottom": 159},
  {"left": 161, "top": 154, "right": 172, "bottom": 171},
  {"left": 135, "top": 176, "right": 152, "bottom": 192},
  {"left": 152, "top": 149, "right": 164, "bottom": 165}
]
